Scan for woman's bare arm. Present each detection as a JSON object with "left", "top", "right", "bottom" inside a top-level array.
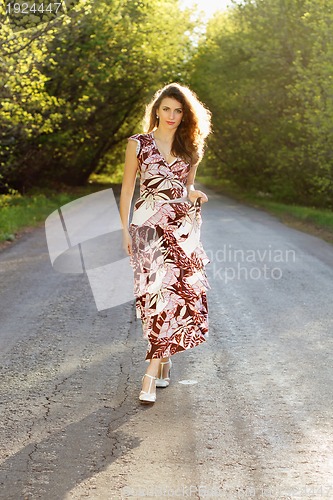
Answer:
[
  {"left": 119, "top": 139, "right": 139, "bottom": 231},
  {"left": 186, "top": 162, "right": 208, "bottom": 203}
]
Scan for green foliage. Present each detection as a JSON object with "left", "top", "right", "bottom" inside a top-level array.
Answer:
[
  {"left": 190, "top": 0, "right": 333, "bottom": 209},
  {"left": 0, "top": 186, "right": 100, "bottom": 242},
  {"left": 0, "top": 0, "right": 197, "bottom": 192}
]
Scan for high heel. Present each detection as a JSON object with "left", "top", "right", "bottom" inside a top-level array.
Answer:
[
  {"left": 139, "top": 373, "right": 157, "bottom": 403},
  {"left": 156, "top": 359, "right": 172, "bottom": 388}
]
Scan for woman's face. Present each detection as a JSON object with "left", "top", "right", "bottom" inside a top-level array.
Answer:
[{"left": 157, "top": 97, "right": 183, "bottom": 130}]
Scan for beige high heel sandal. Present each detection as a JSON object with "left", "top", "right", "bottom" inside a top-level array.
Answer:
[{"left": 139, "top": 373, "right": 157, "bottom": 403}]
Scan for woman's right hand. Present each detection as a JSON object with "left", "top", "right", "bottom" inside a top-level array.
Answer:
[{"left": 122, "top": 229, "right": 132, "bottom": 256}]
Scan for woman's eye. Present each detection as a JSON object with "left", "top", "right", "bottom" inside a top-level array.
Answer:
[{"left": 161, "top": 107, "right": 182, "bottom": 113}]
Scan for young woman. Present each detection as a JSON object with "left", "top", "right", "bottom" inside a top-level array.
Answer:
[{"left": 119, "top": 82, "right": 212, "bottom": 404}]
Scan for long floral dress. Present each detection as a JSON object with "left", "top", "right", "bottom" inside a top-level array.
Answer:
[{"left": 128, "top": 132, "right": 211, "bottom": 360}]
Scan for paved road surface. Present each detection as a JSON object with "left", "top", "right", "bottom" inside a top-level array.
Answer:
[{"left": 0, "top": 186, "right": 332, "bottom": 499}]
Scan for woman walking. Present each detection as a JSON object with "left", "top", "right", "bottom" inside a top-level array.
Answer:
[{"left": 119, "top": 82, "right": 212, "bottom": 404}]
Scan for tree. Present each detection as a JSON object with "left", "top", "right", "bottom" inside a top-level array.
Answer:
[
  {"left": 0, "top": 0, "right": 197, "bottom": 192},
  {"left": 190, "top": 0, "right": 333, "bottom": 208}
]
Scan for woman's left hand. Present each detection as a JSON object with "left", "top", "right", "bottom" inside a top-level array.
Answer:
[{"left": 188, "top": 189, "right": 208, "bottom": 204}]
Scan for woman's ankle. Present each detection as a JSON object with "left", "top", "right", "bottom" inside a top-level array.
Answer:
[
  {"left": 145, "top": 358, "right": 162, "bottom": 378},
  {"left": 158, "top": 358, "right": 171, "bottom": 379}
]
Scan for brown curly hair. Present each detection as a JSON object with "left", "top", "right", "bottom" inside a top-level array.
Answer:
[{"left": 142, "top": 82, "right": 212, "bottom": 165}]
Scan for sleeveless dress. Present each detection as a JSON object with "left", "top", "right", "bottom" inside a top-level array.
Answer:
[{"left": 128, "top": 132, "right": 211, "bottom": 360}]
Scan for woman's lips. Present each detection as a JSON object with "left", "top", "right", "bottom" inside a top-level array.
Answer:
[{"left": 166, "top": 121, "right": 175, "bottom": 125}]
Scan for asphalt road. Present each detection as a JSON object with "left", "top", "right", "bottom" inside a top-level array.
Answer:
[{"left": 0, "top": 186, "right": 332, "bottom": 499}]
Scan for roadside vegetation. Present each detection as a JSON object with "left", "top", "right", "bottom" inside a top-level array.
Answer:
[
  {"left": 196, "top": 176, "right": 333, "bottom": 245},
  {"left": 0, "top": 183, "right": 115, "bottom": 245}
]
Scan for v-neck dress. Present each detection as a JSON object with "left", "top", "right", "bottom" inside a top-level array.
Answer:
[{"left": 128, "top": 132, "right": 210, "bottom": 360}]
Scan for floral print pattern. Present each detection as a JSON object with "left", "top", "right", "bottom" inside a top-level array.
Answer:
[{"left": 128, "top": 132, "right": 210, "bottom": 360}]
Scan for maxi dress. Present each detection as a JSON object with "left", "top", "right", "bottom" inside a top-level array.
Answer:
[{"left": 128, "top": 132, "right": 211, "bottom": 360}]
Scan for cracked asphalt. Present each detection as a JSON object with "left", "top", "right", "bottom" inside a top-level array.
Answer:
[{"left": 0, "top": 185, "right": 333, "bottom": 499}]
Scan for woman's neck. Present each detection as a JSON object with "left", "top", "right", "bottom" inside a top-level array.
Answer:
[{"left": 153, "top": 126, "right": 175, "bottom": 144}]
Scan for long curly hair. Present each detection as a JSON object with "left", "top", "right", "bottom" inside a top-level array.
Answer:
[{"left": 142, "top": 82, "right": 212, "bottom": 165}]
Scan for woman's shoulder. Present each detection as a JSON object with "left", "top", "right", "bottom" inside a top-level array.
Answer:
[{"left": 128, "top": 133, "right": 153, "bottom": 157}]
